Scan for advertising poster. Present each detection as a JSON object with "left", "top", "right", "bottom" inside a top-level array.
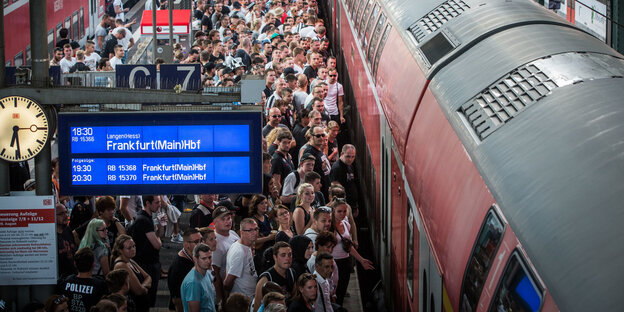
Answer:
[
  {"left": 0, "top": 195, "right": 57, "bottom": 285},
  {"left": 575, "top": 0, "right": 607, "bottom": 41}
]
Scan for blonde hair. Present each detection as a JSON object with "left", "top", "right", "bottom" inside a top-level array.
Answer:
[{"left": 295, "top": 183, "right": 313, "bottom": 207}]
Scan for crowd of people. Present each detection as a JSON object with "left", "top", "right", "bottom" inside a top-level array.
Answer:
[{"left": 19, "top": 0, "right": 378, "bottom": 311}]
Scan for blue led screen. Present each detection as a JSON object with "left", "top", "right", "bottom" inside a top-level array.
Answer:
[{"left": 58, "top": 112, "right": 262, "bottom": 195}]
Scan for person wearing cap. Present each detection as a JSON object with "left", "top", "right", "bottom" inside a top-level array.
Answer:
[
  {"left": 211, "top": 206, "right": 239, "bottom": 282},
  {"left": 281, "top": 153, "right": 316, "bottom": 205},
  {"left": 224, "top": 218, "right": 259, "bottom": 299}
]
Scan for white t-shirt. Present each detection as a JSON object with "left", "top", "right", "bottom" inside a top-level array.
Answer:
[
  {"left": 84, "top": 53, "right": 101, "bottom": 71},
  {"left": 214, "top": 230, "right": 240, "bottom": 278},
  {"left": 324, "top": 81, "right": 344, "bottom": 116},
  {"left": 59, "top": 57, "right": 76, "bottom": 73},
  {"left": 112, "top": 26, "right": 133, "bottom": 50},
  {"left": 110, "top": 56, "right": 123, "bottom": 70},
  {"left": 281, "top": 171, "right": 299, "bottom": 196},
  {"left": 114, "top": 0, "right": 125, "bottom": 21},
  {"left": 226, "top": 241, "right": 257, "bottom": 299},
  {"left": 292, "top": 90, "right": 308, "bottom": 112}
]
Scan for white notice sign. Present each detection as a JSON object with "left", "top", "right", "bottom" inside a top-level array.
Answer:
[{"left": 0, "top": 195, "right": 57, "bottom": 285}]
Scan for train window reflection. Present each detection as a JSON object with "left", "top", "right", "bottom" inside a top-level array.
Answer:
[
  {"left": 460, "top": 208, "right": 504, "bottom": 312},
  {"left": 489, "top": 252, "right": 543, "bottom": 312},
  {"left": 358, "top": 0, "right": 372, "bottom": 35}
]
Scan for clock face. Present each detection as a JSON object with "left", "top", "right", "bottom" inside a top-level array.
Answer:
[{"left": 0, "top": 96, "right": 49, "bottom": 162}]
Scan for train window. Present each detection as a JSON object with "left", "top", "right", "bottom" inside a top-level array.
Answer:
[
  {"left": 373, "top": 23, "right": 392, "bottom": 79},
  {"left": 80, "top": 7, "right": 85, "bottom": 38},
  {"left": 357, "top": 0, "right": 372, "bottom": 36},
  {"left": 48, "top": 29, "right": 55, "bottom": 58},
  {"left": 350, "top": 0, "right": 359, "bottom": 18},
  {"left": 406, "top": 203, "right": 415, "bottom": 299},
  {"left": 419, "top": 32, "right": 455, "bottom": 67},
  {"left": 355, "top": 0, "right": 367, "bottom": 28},
  {"left": 363, "top": 3, "right": 380, "bottom": 46},
  {"left": 489, "top": 252, "right": 543, "bottom": 312},
  {"left": 14, "top": 51, "right": 23, "bottom": 67},
  {"left": 367, "top": 13, "right": 386, "bottom": 66},
  {"left": 4, "top": 0, "right": 9, "bottom": 8},
  {"left": 56, "top": 23, "right": 63, "bottom": 41},
  {"left": 64, "top": 17, "right": 72, "bottom": 37},
  {"left": 460, "top": 209, "right": 505, "bottom": 312},
  {"left": 72, "top": 11, "right": 80, "bottom": 42},
  {"left": 25, "top": 46, "right": 31, "bottom": 66}
]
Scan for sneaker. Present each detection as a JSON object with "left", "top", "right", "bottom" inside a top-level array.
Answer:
[{"left": 171, "top": 233, "right": 183, "bottom": 243}]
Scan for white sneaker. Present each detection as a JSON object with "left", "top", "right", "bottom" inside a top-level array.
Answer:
[{"left": 171, "top": 233, "right": 183, "bottom": 243}]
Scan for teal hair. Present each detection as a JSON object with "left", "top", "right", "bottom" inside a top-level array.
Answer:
[{"left": 79, "top": 218, "right": 106, "bottom": 250}]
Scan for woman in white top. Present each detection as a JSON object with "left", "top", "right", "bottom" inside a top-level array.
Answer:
[{"left": 329, "top": 198, "right": 374, "bottom": 306}]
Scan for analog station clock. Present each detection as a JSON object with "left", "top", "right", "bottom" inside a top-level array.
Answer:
[{"left": 0, "top": 96, "right": 49, "bottom": 162}]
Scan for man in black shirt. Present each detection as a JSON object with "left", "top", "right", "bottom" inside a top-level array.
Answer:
[
  {"left": 168, "top": 228, "right": 203, "bottom": 311},
  {"left": 57, "top": 203, "right": 77, "bottom": 279},
  {"left": 189, "top": 194, "right": 218, "bottom": 229},
  {"left": 271, "top": 130, "right": 295, "bottom": 188},
  {"left": 330, "top": 145, "right": 359, "bottom": 208},
  {"left": 58, "top": 248, "right": 109, "bottom": 312},
  {"left": 253, "top": 241, "right": 295, "bottom": 311},
  {"left": 303, "top": 125, "right": 330, "bottom": 198},
  {"left": 131, "top": 195, "right": 163, "bottom": 307}
]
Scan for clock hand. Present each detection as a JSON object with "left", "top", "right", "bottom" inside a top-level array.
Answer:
[
  {"left": 18, "top": 125, "right": 48, "bottom": 132},
  {"left": 10, "top": 126, "right": 21, "bottom": 159}
]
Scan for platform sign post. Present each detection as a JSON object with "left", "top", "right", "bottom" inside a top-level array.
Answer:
[
  {"left": 0, "top": 195, "right": 57, "bottom": 285},
  {"left": 57, "top": 111, "right": 263, "bottom": 195},
  {"left": 159, "top": 64, "right": 201, "bottom": 91},
  {"left": 115, "top": 64, "right": 157, "bottom": 89}
]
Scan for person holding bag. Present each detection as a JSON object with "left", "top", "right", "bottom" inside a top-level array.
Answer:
[{"left": 329, "top": 198, "right": 374, "bottom": 306}]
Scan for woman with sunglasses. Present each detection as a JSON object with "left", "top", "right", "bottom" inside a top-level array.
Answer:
[
  {"left": 44, "top": 294, "right": 69, "bottom": 312},
  {"left": 293, "top": 183, "right": 315, "bottom": 235},
  {"left": 288, "top": 273, "right": 318, "bottom": 312},
  {"left": 330, "top": 198, "right": 374, "bottom": 306},
  {"left": 111, "top": 235, "right": 152, "bottom": 312},
  {"left": 78, "top": 218, "right": 110, "bottom": 276},
  {"left": 275, "top": 205, "right": 295, "bottom": 243}
]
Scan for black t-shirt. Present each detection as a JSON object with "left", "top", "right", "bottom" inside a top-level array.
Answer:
[
  {"left": 194, "top": 9, "right": 204, "bottom": 20},
  {"left": 201, "top": 14, "right": 213, "bottom": 31},
  {"left": 69, "top": 202, "right": 92, "bottom": 230},
  {"left": 131, "top": 210, "right": 159, "bottom": 266},
  {"left": 263, "top": 85, "right": 273, "bottom": 100},
  {"left": 260, "top": 267, "right": 295, "bottom": 299},
  {"left": 303, "top": 65, "right": 317, "bottom": 81},
  {"left": 330, "top": 159, "right": 359, "bottom": 207},
  {"left": 287, "top": 297, "right": 312, "bottom": 312},
  {"left": 189, "top": 204, "right": 213, "bottom": 228},
  {"left": 58, "top": 227, "right": 78, "bottom": 279},
  {"left": 58, "top": 275, "right": 109, "bottom": 312},
  {"left": 271, "top": 151, "right": 295, "bottom": 187},
  {"left": 167, "top": 254, "right": 194, "bottom": 307},
  {"left": 100, "top": 36, "right": 118, "bottom": 58},
  {"left": 209, "top": 53, "right": 225, "bottom": 63}
]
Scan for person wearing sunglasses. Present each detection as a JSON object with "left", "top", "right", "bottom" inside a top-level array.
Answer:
[
  {"left": 303, "top": 125, "right": 330, "bottom": 199},
  {"left": 168, "top": 228, "right": 203, "bottom": 312},
  {"left": 263, "top": 107, "right": 289, "bottom": 138},
  {"left": 44, "top": 294, "right": 69, "bottom": 312},
  {"left": 78, "top": 219, "right": 110, "bottom": 276},
  {"left": 288, "top": 273, "right": 318, "bottom": 312},
  {"left": 111, "top": 235, "right": 152, "bottom": 312},
  {"left": 324, "top": 68, "right": 345, "bottom": 125},
  {"left": 224, "top": 218, "right": 259, "bottom": 299}
]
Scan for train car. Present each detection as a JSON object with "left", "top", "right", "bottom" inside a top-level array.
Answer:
[
  {"left": 2, "top": 0, "right": 104, "bottom": 66},
  {"left": 321, "top": 0, "right": 624, "bottom": 311}
]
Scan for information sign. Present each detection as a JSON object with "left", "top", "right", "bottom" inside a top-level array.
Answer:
[
  {"left": 58, "top": 112, "right": 263, "bottom": 195},
  {"left": 115, "top": 64, "right": 157, "bottom": 88},
  {"left": 159, "top": 64, "right": 202, "bottom": 91},
  {"left": 0, "top": 195, "right": 57, "bottom": 285}
]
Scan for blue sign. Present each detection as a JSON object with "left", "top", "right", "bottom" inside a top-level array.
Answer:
[
  {"left": 115, "top": 64, "right": 157, "bottom": 88},
  {"left": 58, "top": 112, "right": 263, "bottom": 195},
  {"left": 159, "top": 64, "right": 202, "bottom": 91}
]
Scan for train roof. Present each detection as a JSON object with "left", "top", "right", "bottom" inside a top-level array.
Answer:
[{"left": 389, "top": 0, "right": 624, "bottom": 310}]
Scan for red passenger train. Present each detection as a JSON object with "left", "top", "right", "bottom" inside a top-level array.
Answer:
[
  {"left": 3, "top": 0, "right": 105, "bottom": 66},
  {"left": 321, "top": 0, "right": 624, "bottom": 311}
]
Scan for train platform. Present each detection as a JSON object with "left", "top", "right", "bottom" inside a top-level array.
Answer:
[{"left": 149, "top": 201, "right": 365, "bottom": 311}]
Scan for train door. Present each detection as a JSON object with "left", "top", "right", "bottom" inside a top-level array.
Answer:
[
  {"left": 390, "top": 147, "right": 407, "bottom": 310},
  {"left": 404, "top": 188, "right": 420, "bottom": 311},
  {"left": 379, "top": 116, "right": 392, "bottom": 292},
  {"left": 419, "top": 228, "right": 443, "bottom": 312},
  {"left": 89, "top": 0, "right": 99, "bottom": 36}
]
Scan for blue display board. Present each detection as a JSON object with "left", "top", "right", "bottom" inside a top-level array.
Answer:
[
  {"left": 58, "top": 112, "right": 263, "bottom": 195},
  {"left": 159, "top": 64, "right": 202, "bottom": 91}
]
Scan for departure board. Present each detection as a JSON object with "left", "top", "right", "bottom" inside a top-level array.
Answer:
[{"left": 58, "top": 112, "right": 263, "bottom": 195}]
